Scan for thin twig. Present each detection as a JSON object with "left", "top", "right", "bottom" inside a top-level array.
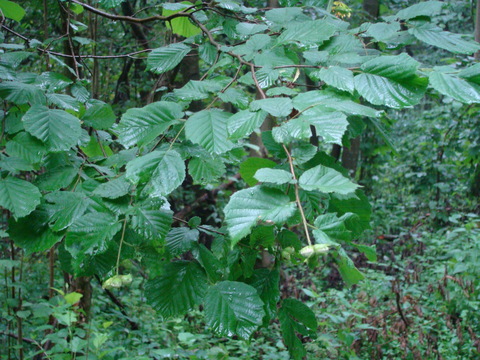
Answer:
[{"left": 282, "top": 144, "right": 313, "bottom": 246}]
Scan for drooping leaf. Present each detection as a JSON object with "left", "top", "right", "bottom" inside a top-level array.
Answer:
[
  {"left": 46, "top": 93, "right": 82, "bottom": 112},
  {"left": 247, "top": 268, "right": 280, "bottom": 322},
  {"left": 328, "top": 189, "right": 371, "bottom": 236},
  {"left": 394, "top": 0, "right": 444, "bottom": 20},
  {"left": 36, "top": 166, "right": 78, "bottom": 191},
  {"left": 166, "top": 227, "right": 199, "bottom": 257},
  {"left": 240, "top": 157, "right": 277, "bottom": 186},
  {"left": 314, "top": 66, "right": 354, "bottom": 93},
  {"left": 131, "top": 199, "right": 173, "bottom": 241},
  {"left": 227, "top": 110, "right": 267, "bottom": 141},
  {"left": 0, "top": 81, "right": 45, "bottom": 105},
  {"left": 45, "top": 191, "right": 90, "bottom": 232},
  {"left": 9, "top": 207, "right": 63, "bottom": 254},
  {"left": 5, "top": 132, "right": 46, "bottom": 164},
  {"left": 145, "top": 261, "right": 207, "bottom": 318},
  {"left": 93, "top": 176, "right": 131, "bottom": 199},
  {"left": 125, "top": 150, "right": 185, "bottom": 197},
  {"left": 224, "top": 186, "right": 296, "bottom": 245},
  {"left": 354, "top": 54, "right": 428, "bottom": 109},
  {"left": 272, "top": 118, "right": 312, "bottom": 144},
  {"left": 0, "top": 176, "right": 41, "bottom": 218},
  {"left": 410, "top": 23, "right": 480, "bottom": 55},
  {"left": 279, "top": 298, "right": 317, "bottom": 360},
  {"left": 117, "top": 101, "right": 183, "bottom": 148},
  {"left": 312, "top": 212, "right": 356, "bottom": 244},
  {"left": 147, "top": 43, "right": 191, "bottom": 74},
  {"left": 254, "top": 168, "right": 293, "bottom": 185},
  {"left": 188, "top": 156, "right": 226, "bottom": 185},
  {"left": 194, "top": 243, "right": 223, "bottom": 283},
  {"left": 185, "top": 109, "right": 234, "bottom": 154},
  {"left": 82, "top": 102, "right": 116, "bottom": 130},
  {"left": 250, "top": 98, "right": 293, "bottom": 117},
  {"left": 205, "top": 281, "right": 265, "bottom": 340},
  {"left": 335, "top": 248, "right": 364, "bottom": 286},
  {"left": 429, "top": 70, "right": 480, "bottom": 104},
  {"left": 65, "top": 212, "right": 121, "bottom": 272},
  {"left": 301, "top": 109, "right": 348, "bottom": 145},
  {"left": 23, "top": 105, "right": 81, "bottom": 152},
  {"left": 276, "top": 20, "right": 336, "bottom": 45},
  {"left": 299, "top": 165, "right": 359, "bottom": 194}
]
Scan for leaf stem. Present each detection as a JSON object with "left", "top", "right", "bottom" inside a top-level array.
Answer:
[
  {"left": 282, "top": 144, "right": 313, "bottom": 247},
  {"left": 116, "top": 218, "right": 128, "bottom": 276}
]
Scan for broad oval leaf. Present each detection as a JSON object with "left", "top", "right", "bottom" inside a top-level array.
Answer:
[
  {"left": 429, "top": 71, "right": 480, "bottom": 104},
  {"left": 147, "top": 43, "right": 191, "bottom": 74},
  {"left": 125, "top": 150, "right": 185, "bottom": 197},
  {"left": 131, "top": 199, "right": 173, "bottom": 241},
  {"left": 185, "top": 109, "right": 234, "bottom": 154},
  {"left": 250, "top": 98, "right": 293, "bottom": 118},
  {"left": 205, "top": 281, "right": 265, "bottom": 340},
  {"left": 0, "top": 176, "right": 41, "bottom": 218},
  {"left": 254, "top": 168, "right": 293, "bottom": 185},
  {"left": 224, "top": 186, "right": 296, "bottom": 244},
  {"left": 23, "top": 105, "right": 81, "bottom": 152},
  {"left": 227, "top": 110, "right": 267, "bottom": 141},
  {"left": 354, "top": 54, "right": 427, "bottom": 109},
  {"left": 145, "top": 261, "right": 207, "bottom": 318},
  {"left": 299, "top": 165, "right": 359, "bottom": 195},
  {"left": 117, "top": 101, "right": 183, "bottom": 148},
  {"left": 410, "top": 23, "right": 480, "bottom": 55}
]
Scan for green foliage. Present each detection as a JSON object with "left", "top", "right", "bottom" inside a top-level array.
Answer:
[{"left": 1, "top": 0, "right": 480, "bottom": 358}]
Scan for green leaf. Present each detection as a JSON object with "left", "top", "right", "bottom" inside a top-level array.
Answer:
[
  {"left": 328, "top": 189, "right": 371, "bottom": 237},
  {"left": 131, "top": 199, "right": 173, "bottom": 241},
  {"left": 335, "top": 249, "right": 364, "bottom": 286},
  {"left": 272, "top": 118, "right": 312, "bottom": 144},
  {"left": 250, "top": 98, "right": 293, "bottom": 117},
  {"left": 247, "top": 269, "right": 280, "bottom": 322},
  {"left": 276, "top": 20, "right": 336, "bottom": 45},
  {"left": 46, "top": 93, "right": 82, "bottom": 112},
  {"left": 315, "top": 66, "right": 354, "bottom": 93},
  {"left": 166, "top": 227, "right": 199, "bottom": 257},
  {"left": 0, "top": 0, "right": 26, "bottom": 21},
  {"left": 410, "top": 24, "right": 480, "bottom": 55},
  {"left": 195, "top": 244, "right": 223, "bottom": 283},
  {"left": 218, "top": 88, "right": 250, "bottom": 110},
  {"left": 293, "top": 90, "right": 381, "bottom": 118},
  {"left": 279, "top": 298, "right": 317, "bottom": 360},
  {"left": 205, "top": 281, "right": 265, "bottom": 340},
  {"left": 82, "top": 102, "right": 116, "bottom": 130},
  {"left": 147, "top": 43, "right": 191, "bottom": 74},
  {"left": 117, "top": 101, "right": 183, "bottom": 149},
  {"left": 354, "top": 54, "right": 427, "bottom": 109},
  {"left": 365, "top": 22, "right": 401, "bottom": 43},
  {"left": 36, "top": 166, "right": 78, "bottom": 191},
  {"left": 313, "top": 213, "right": 355, "bottom": 244},
  {"left": 0, "top": 81, "right": 45, "bottom": 105},
  {"left": 352, "top": 243, "right": 377, "bottom": 262},
  {"left": 174, "top": 79, "right": 225, "bottom": 101},
  {"left": 9, "top": 208, "right": 63, "bottom": 254},
  {"left": 45, "top": 192, "right": 90, "bottom": 232},
  {"left": 162, "top": 2, "right": 201, "bottom": 38},
  {"left": 299, "top": 165, "right": 359, "bottom": 194},
  {"left": 254, "top": 168, "right": 293, "bottom": 185},
  {"left": 145, "top": 261, "right": 207, "bottom": 318},
  {"left": 250, "top": 225, "right": 275, "bottom": 247},
  {"left": 65, "top": 212, "right": 121, "bottom": 271},
  {"left": 125, "top": 150, "right": 185, "bottom": 197},
  {"left": 300, "top": 109, "right": 348, "bottom": 145},
  {"left": 239, "top": 157, "right": 277, "bottom": 187},
  {"left": 395, "top": 1, "right": 444, "bottom": 21},
  {"left": 93, "top": 176, "right": 131, "bottom": 199},
  {"left": 5, "top": 132, "right": 46, "bottom": 164},
  {"left": 0, "top": 177, "right": 41, "bottom": 218},
  {"left": 23, "top": 105, "right": 81, "bottom": 152},
  {"left": 429, "top": 70, "right": 480, "bottom": 104},
  {"left": 227, "top": 110, "right": 267, "bottom": 141},
  {"left": 188, "top": 156, "right": 226, "bottom": 185},
  {"left": 185, "top": 109, "right": 234, "bottom": 154},
  {"left": 224, "top": 186, "right": 296, "bottom": 245}
]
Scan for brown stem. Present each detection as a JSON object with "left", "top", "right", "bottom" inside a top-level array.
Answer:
[{"left": 282, "top": 144, "right": 313, "bottom": 246}]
